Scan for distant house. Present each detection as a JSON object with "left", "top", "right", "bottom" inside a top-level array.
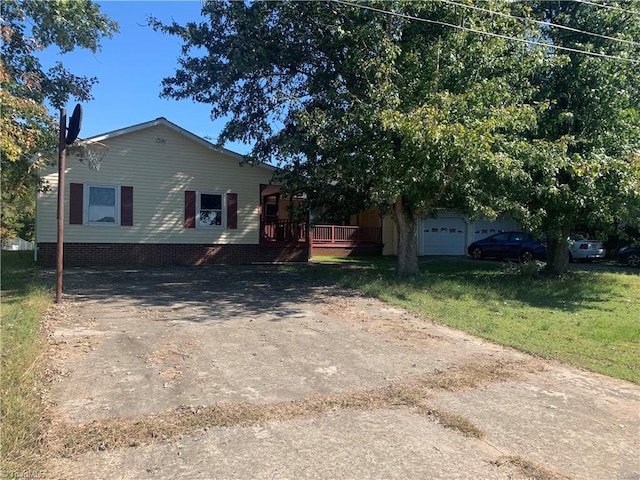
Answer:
[{"left": 35, "top": 118, "right": 309, "bottom": 266}]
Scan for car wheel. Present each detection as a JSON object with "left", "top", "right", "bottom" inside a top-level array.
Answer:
[
  {"left": 471, "top": 247, "right": 483, "bottom": 260},
  {"left": 627, "top": 253, "right": 640, "bottom": 268},
  {"left": 568, "top": 251, "right": 574, "bottom": 263},
  {"left": 519, "top": 249, "right": 534, "bottom": 264}
]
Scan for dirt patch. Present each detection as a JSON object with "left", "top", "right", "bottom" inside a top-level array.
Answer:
[
  {"left": 45, "top": 359, "right": 526, "bottom": 457},
  {"left": 492, "top": 456, "right": 571, "bottom": 480},
  {"left": 39, "top": 266, "right": 639, "bottom": 480}
]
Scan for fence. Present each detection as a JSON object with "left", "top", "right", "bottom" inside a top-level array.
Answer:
[
  {"left": 311, "top": 225, "right": 382, "bottom": 245},
  {"left": 1, "top": 237, "right": 35, "bottom": 251},
  {"left": 262, "top": 220, "right": 308, "bottom": 243}
]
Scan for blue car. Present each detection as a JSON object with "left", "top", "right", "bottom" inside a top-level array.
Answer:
[
  {"left": 467, "top": 231, "right": 547, "bottom": 263},
  {"left": 618, "top": 244, "right": 640, "bottom": 268}
]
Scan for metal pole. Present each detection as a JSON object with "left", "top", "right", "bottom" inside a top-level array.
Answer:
[{"left": 56, "top": 108, "right": 67, "bottom": 303}]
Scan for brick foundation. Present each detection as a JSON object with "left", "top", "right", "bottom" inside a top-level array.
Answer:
[{"left": 37, "top": 243, "right": 309, "bottom": 267}]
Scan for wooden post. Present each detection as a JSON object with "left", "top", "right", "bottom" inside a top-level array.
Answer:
[{"left": 56, "top": 108, "right": 67, "bottom": 303}]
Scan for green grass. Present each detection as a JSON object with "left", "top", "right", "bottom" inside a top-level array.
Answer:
[
  {"left": 1, "top": 251, "right": 52, "bottom": 476},
  {"left": 294, "top": 256, "right": 640, "bottom": 384}
]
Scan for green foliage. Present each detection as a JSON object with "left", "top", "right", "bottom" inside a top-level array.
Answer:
[
  {"left": 499, "top": 1, "right": 640, "bottom": 274},
  {"left": 0, "top": 158, "right": 36, "bottom": 241},
  {"left": 1, "top": 0, "right": 118, "bottom": 108},
  {"left": 0, "top": 0, "right": 118, "bottom": 241},
  {"left": 152, "top": 1, "right": 541, "bottom": 276},
  {"left": 152, "top": 1, "right": 639, "bottom": 277}
]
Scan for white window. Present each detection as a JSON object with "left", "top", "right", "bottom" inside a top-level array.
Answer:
[
  {"left": 197, "top": 192, "right": 226, "bottom": 228},
  {"left": 86, "top": 184, "right": 119, "bottom": 225}
]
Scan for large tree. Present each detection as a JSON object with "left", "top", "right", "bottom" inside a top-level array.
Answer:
[
  {"left": 152, "top": 0, "right": 541, "bottom": 277},
  {"left": 505, "top": 0, "right": 640, "bottom": 275},
  {"left": 153, "top": 1, "right": 639, "bottom": 277},
  {"left": 0, "top": 0, "right": 118, "bottom": 241}
]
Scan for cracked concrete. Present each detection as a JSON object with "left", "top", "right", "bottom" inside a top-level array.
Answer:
[{"left": 42, "top": 265, "right": 639, "bottom": 480}]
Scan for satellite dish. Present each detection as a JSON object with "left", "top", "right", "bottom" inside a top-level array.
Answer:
[{"left": 65, "top": 104, "right": 83, "bottom": 145}]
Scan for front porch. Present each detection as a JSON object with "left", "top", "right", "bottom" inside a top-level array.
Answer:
[
  {"left": 310, "top": 225, "right": 383, "bottom": 256},
  {"left": 260, "top": 222, "right": 383, "bottom": 256},
  {"left": 258, "top": 184, "right": 384, "bottom": 257},
  {"left": 259, "top": 184, "right": 308, "bottom": 246},
  {"left": 261, "top": 219, "right": 309, "bottom": 244}
]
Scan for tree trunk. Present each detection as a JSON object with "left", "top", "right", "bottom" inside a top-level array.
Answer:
[
  {"left": 394, "top": 194, "right": 420, "bottom": 279},
  {"left": 544, "top": 226, "right": 571, "bottom": 276}
]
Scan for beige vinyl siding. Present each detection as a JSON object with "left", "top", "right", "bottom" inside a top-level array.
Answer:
[{"left": 36, "top": 124, "right": 274, "bottom": 244}]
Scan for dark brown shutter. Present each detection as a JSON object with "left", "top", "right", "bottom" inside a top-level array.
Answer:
[
  {"left": 121, "top": 186, "right": 133, "bottom": 226},
  {"left": 69, "top": 183, "right": 84, "bottom": 225},
  {"left": 227, "top": 193, "right": 237, "bottom": 229},
  {"left": 184, "top": 190, "right": 196, "bottom": 228}
]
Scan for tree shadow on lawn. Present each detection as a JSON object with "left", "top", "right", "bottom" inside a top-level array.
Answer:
[
  {"left": 420, "top": 262, "right": 630, "bottom": 313},
  {"left": 36, "top": 265, "right": 346, "bottom": 324},
  {"left": 35, "top": 259, "right": 629, "bottom": 321},
  {"left": 295, "top": 258, "right": 627, "bottom": 314}
]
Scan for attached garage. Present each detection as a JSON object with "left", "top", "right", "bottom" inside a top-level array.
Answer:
[
  {"left": 472, "top": 217, "right": 519, "bottom": 241},
  {"left": 383, "top": 212, "right": 522, "bottom": 257},
  {"left": 419, "top": 216, "right": 468, "bottom": 256}
]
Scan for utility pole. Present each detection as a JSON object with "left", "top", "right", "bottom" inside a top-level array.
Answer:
[
  {"left": 55, "top": 103, "right": 82, "bottom": 303},
  {"left": 56, "top": 108, "right": 67, "bottom": 303}
]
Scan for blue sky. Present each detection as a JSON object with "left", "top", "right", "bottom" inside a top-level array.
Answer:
[{"left": 38, "top": 1, "right": 252, "bottom": 155}]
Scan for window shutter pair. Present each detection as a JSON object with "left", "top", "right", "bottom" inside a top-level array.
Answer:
[
  {"left": 184, "top": 191, "right": 237, "bottom": 229},
  {"left": 69, "top": 183, "right": 133, "bottom": 226}
]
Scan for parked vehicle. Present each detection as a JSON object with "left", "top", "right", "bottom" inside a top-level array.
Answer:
[
  {"left": 467, "top": 232, "right": 547, "bottom": 263},
  {"left": 567, "top": 235, "right": 605, "bottom": 262},
  {"left": 618, "top": 244, "right": 640, "bottom": 268}
]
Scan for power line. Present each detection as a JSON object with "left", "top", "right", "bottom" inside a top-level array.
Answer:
[
  {"left": 440, "top": 0, "right": 640, "bottom": 48},
  {"left": 575, "top": 0, "right": 640, "bottom": 16},
  {"left": 332, "top": 0, "right": 640, "bottom": 64}
]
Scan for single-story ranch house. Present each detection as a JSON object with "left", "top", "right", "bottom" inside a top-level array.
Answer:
[
  {"left": 35, "top": 118, "right": 519, "bottom": 266},
  {"left": 36, "top": 118, "right": 310, "bottom": 266}
]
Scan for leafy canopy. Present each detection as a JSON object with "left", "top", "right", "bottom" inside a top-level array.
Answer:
[
  {"left": 152, "top": 0, "right": 639, "bottom": 276},
  {"left": 490, "top": 1, "right": 640, "bottom": 275},
  {"left": 152, "top": 1, "right": 542, "bottom": 275},
  {"left": 0, "top": 0, "right": 117, "bottom": 240}
]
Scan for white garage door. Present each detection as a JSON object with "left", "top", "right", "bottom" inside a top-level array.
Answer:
[
  {"left": 420, "top": 217, "right": 467, "bottom": 256},
  {"left": 472, "top": 217, "right": 519, "bottom": 241}
]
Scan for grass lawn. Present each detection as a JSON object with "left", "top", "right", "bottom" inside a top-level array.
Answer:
[
  {"left": 292, "top": 256, "right": 640, "bottom": 384},
  {"left": 1, "top": 251, "right": 52, "bottom": 475}
]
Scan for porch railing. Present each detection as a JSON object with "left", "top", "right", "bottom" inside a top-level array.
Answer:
[
  {"left": 262, "top": 220, "right": 308, "bottom": 243},
  {"left": 311, "top": 225, "right": 382, "bottom": 245}
]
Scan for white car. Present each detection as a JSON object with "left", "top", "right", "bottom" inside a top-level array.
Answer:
[{"left": 568, "top": 235, "right": 605, "bottom": 262}]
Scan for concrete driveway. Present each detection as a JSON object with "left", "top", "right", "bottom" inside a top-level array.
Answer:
[{"left": 42, "top": 266, "right": 639, "bottom": 480}]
